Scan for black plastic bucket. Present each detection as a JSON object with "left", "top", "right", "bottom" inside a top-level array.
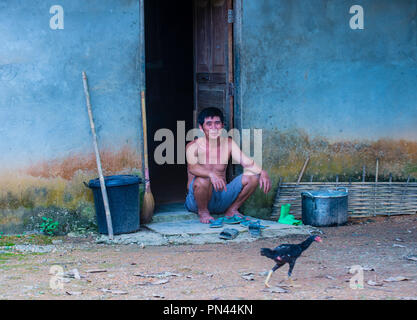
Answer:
[
  {"left": 301, "top": 188, "right": 348, "bottom": 227},
  {"left": 87, "top": 175, "right": 142, "bottom": 235}
]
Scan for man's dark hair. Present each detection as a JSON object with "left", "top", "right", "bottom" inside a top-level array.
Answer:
[{"left": 197, "top": 107, "right": 224, "bottom": 126}]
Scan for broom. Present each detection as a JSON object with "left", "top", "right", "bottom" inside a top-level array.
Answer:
[{"left": 140, "top": 90, "right": 155, "bottom": 224}]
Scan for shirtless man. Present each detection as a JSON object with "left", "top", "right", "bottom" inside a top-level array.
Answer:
[{"left": 185, "top": 107, "right": 271, "bottom": 223}]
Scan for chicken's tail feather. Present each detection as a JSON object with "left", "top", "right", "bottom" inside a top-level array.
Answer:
[{"left": 260, "top": 248, "right": 275, "bottom": 259}]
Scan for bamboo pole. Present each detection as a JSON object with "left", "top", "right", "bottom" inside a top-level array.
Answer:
[
  {"left": 297, "top": 157, "right": 310, "bottom": 184},
  {"left": 82, "top": 71, "right": 114, "bottom": 240}
]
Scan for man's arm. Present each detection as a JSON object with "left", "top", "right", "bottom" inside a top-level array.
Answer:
[
  {"left": 230, "top": 138, "right": 261, "bottom": 175},
  {"left": 229, "top": 138, "right": 271, "bottom": 193}
]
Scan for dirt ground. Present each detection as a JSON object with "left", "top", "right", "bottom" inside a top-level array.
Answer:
[{"left": 0, "top": 215, "right": 416, "bottom": 300}]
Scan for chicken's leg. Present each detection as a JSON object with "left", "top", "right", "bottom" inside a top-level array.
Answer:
[
  {"left": 287, "top": 261, "right": 295, "bottom": 278},
  {"left": 285, "top": 261, "right": 296, "bottom": 287},
  {"left": 264, "top": 263, "right": 282, "bottom": 288},
  {"left": 264, "top": 270, "right": 273, "bottom": 288},
  {"left": 286, "top": 277, "right": 295, "bottom": 286}
]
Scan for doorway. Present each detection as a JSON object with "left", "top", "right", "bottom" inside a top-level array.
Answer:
[{"left": 144, "top": 0, "right": 234, "bottom": 206}]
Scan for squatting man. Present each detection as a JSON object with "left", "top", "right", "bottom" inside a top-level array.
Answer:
[{"left": 185, "top": 107, "right": 271, "bottom": 223}]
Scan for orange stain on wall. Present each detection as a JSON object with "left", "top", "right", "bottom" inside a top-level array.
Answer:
[{"left": 25, "top": 146, "right": 142, "bottom": 180}]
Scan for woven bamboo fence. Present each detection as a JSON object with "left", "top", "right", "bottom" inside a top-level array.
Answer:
[{"left": 271, "top": 180, "right": 417, "bottom": 220}]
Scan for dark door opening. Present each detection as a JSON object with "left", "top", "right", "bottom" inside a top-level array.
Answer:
[
  {"left": 144, "top": 0, "right": 234, "bottom": 206},
  {"left": 144, "top": 0, "right": 194, "bottom": 205}
]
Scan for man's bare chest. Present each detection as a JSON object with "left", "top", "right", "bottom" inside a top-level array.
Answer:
[{"left": 196, "top": 146, "right": 230, "bottom": 165}]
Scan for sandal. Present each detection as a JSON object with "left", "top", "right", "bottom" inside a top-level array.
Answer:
[
  {"left": 241, "top": 219, "right": 267, "bottom": 228},
  {"left": 219, "top": 228, "right": 239, "bottom": 240},
  {"left": 248, "top": 221, "right": 262, "bottom": 238},
  {"left": 223, "top": 215, "right": 242, "bottom": 224},
  {"left": 224, "top": 214, "right": 250, "bottom": 224},
  {"left": 209, "top": 218, "right": 224, "bottom": 228}
]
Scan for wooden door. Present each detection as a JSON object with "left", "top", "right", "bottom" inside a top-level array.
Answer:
[{"left": 193, "top": 0, "right": 234, "bottom": 130}]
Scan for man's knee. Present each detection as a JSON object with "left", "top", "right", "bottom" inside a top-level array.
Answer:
[
  {"left": 242, "top": 174, "right": 259, "bottom": 187},
  {"left": 193, "top": 177, "right": 212, "bottom": 190}
]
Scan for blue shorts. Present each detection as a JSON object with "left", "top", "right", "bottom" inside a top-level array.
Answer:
[{"left": 184, "top": 174, "right": 243, "bottom": 214}]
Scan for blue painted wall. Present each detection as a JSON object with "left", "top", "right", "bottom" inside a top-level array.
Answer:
[
  {"left": 240, "top": 0, "right": 417, "bottom": 141},
  {"left": 0, "top": 0, "right": 142, "bottom": 170},
  {"left": 1, "top": 0, "right": 416, "bottom": 229},
  {"left": 238, "top": 0, "right": 417, "bottom": 216},
  {"left": 0, "top": 0, "right": 143, "bottom": 233}
]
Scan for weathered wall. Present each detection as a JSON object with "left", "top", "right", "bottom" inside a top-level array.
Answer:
[
  {"left": 1, "top": 0, "right": 416, "bottom": 229},
  {"left": 239, "top": 0, "right": 417, "bottom": 217},
  {"left": 0, "top": 0, "right": 143, "bottom": 233}
]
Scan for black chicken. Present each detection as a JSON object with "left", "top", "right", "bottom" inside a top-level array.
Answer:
[{"left": 260, "top": 235, "right": 322, "bottom": 287}]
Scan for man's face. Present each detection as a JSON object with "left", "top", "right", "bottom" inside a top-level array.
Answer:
[{"left": 199, "top": 116, "right": 224, "bottom": 140}]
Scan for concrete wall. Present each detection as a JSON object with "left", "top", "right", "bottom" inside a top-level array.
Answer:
[
  {"left": 0, "top": 0, "right": 143, "bottom": 233},
  {"left": 1, "top": 0, "right": 416, "bottom": 230},
  {"left": 238, "top": 0, "right": 417, "bottom": 216}
]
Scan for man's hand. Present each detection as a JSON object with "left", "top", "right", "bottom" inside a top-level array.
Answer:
[
  {"left": 259, "top": 170, "right": 271, "bottom": 194},
  {"left": 209, "top": 172, "right": 227, "bottom": 192}
]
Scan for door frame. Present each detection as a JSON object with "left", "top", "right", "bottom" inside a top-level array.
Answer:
[
  {"left": 232, "top": 0, "right": 243, "bottom": 133},
  {"left": 227, "top": 0, "right": 234, "bottom": 133},
  {"left": 138, "top": 0, "right": 243, "bottom": 171}
]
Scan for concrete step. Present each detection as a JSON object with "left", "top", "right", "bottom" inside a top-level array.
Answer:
[
  {"left": 96, "top": 216, "right": 320, "bottom": 246},
  {"left": 96, "top": 202, "right": 322, "bottom": 246},
  {"left": 151, "top": 202, "right": 195, "bottom": 223},
  {"left": 151, "top": 210, "right": 196, "bottom": 223}
]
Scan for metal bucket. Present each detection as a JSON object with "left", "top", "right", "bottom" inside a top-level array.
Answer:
[{"left": 301, "top": 188, "right": 348, "bottom": 227}]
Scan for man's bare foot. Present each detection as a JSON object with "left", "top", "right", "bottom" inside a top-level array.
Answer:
[
  {"left": 198, "top": 211, "right": 214, "bottom": 224},
  {"left": 224, "top": 209, "right": 245, "bottom": 218}
]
